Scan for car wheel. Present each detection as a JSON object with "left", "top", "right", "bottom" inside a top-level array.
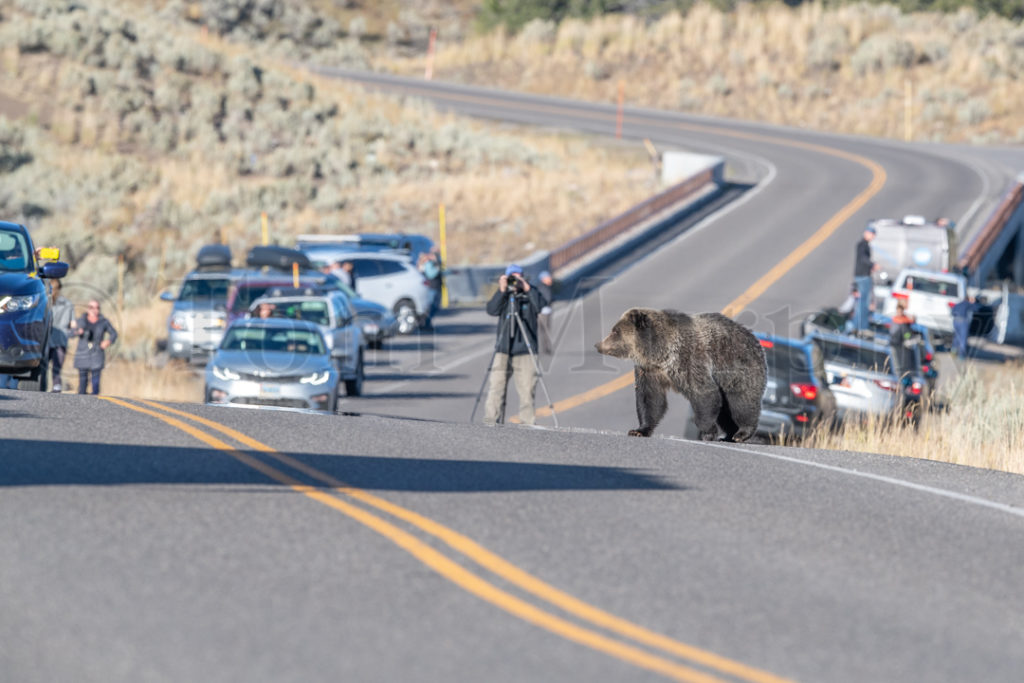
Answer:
[
  {"left": 393, "top": 299, "right": 419, "bottom": 335},
  {"left": 345, "top": 353, "right": 365, "bottom": 397},
  {"left": 17, "top": 360, "right": 48, "bottom": 392}
]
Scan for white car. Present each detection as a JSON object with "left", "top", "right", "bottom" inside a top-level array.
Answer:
[
  {"left": 300, "top": 247, "right": 433, "bottom": 334},
  {"left": 881, "top": 268, "right": 967, "bottom": 345}
]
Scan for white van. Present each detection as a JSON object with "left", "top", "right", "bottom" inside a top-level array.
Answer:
[{"left": 868, "top": 216, "right": 957, "bottom": 286}]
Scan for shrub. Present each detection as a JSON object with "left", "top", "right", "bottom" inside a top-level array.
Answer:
[
  {"left": 851, "top": 33, "right": 915, "bottom": 75},
  {"left": 0, "top": 117, "right": 33, "bottom": 173}
]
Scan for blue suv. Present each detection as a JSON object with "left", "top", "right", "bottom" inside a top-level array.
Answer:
[
  {"left": 0, "top": 221, "right": 69, "bottom": 390},
  {"left": 754, "top": 333, "right": 837, "bottom": 441}
]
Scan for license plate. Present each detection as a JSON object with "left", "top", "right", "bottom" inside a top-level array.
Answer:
[{"left": 259, "top": 383, "right": 281, "bottom": 397}]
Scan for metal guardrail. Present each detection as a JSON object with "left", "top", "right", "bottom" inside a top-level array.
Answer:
[
  {"left": 960, "top": 181, "right": 1024, "bottom": 277},
  {"left": 548, "top": 167, "right": 716, "bottom": 272}
]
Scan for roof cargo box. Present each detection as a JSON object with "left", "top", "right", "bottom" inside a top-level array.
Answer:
[
  {"left": 196, "top": 244, "right": 232, "bottom": 269},
  {"left": 246, "top": 245, "right": 312, "bottom": 272}
]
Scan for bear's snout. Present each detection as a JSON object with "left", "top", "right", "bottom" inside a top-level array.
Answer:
[{"left": 595, "top": 337, "right": 624, "bottom": 358}]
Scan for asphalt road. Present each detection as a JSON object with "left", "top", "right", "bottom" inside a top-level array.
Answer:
[{"left": 4, "top": 73, "right": 1024, "bottom": 683}]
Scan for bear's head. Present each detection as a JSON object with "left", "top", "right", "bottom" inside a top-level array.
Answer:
[{"left": 595, "top": 308, "right": 662, "bottom": 363}]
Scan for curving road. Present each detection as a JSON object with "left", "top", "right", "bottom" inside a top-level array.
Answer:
[{"left": 3, "top": 74, "right": 1024, "bottom": 683}]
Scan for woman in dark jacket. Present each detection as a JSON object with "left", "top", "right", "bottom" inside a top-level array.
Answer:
[{"left": 72, "top": 299, "right": 117, "bottom": 395}]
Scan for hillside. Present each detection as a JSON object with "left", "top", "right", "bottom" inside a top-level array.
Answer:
[
  {"left": 383, "top": 2, "right": 1024, "bottom": 144},
  {"left": 0, "top": 0, "right": 658, "bottom": 368}
]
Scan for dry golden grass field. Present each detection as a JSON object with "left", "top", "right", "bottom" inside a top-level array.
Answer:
[
  {"left": 385, "top": 2, "right": 1024, "bottom": 144},
  {"left": 803, "top": 363, "right": 1024, "bottom": 474}
]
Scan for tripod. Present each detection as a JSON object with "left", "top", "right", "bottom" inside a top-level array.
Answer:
[{"left": 470, "top": 290, "right": 559, "bottom": 427}]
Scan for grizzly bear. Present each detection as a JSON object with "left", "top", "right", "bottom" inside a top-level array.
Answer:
[{"left": 595, "top": 308, "right": 766, "bottom": 441}]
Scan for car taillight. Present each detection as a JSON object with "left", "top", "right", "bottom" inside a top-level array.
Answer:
[
  {"left": 790, "top": 383, "right": 817, "bottom": 401},
  {"left": 759, "top": 339, "right": 774, "bottom": 348},
  {"left": 909, "top": 381, "right": 923, "bottom": 396},
  {"left": 893, "top": 292, "right": 909, "bottom": 300},
  {"left": 874, "top": 379, "right": 897, "bottom": 391},
  {"left": 948, "top": 301, "right": 957, "bottom": 308},
  {"left": 795, "top": 414, "right": 809, "bottom": 423}
]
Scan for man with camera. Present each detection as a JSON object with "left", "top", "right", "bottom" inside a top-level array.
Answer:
[{"left": 483, "top": 264, "right": 548, "bottom": 425}]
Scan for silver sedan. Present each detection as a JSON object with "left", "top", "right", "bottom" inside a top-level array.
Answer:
[{"left": 205, "top": 318, "right": 339, "bottom": 412}]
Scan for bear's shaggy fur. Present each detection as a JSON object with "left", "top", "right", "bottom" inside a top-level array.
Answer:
[{"left": 595, "top": 308, "right": 767, "bottom": 441}]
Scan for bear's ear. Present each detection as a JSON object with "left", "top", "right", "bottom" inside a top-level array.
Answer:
[{"left": 628, "top": 309, "right": 650, "bottom": 329}]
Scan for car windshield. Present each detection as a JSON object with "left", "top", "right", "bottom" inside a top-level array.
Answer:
[
  {"left": 763, "top": 343, "right": 811, "bottom": 382},
  {"left": 231, "top": 285, "right": 275, "bottom": 313},
  {"left": 904, "top": 275, "right": 958, "bottom": 296},
  {"left": 179, "top": 277, "right": 231, "bottom": 303},
  {"left": 221, "top": 326, "right": 325, "bottom": 354},
  {"left": 269, "top": 300, "right": 330, "bottom": 326},
  {"left": 0, "top": 229, "right": 31, "bottom": 273},
  {"left": 818, "top": 339, "right": 893, "bottom": 374}
]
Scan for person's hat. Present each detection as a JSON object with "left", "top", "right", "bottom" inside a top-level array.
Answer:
[
  {"left": 865, "top": 225, "right": 877, "bottom": 234},
  {"left": 505, "top": 264, "right": 523, "bottom": 276},
  {"left": 539, "top": 270, "right": 551, "bottom": 280}
]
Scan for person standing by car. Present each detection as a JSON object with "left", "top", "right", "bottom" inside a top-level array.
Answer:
[
  {"left": 342, "top": 261, "right": 358, "bottom": 293},
  {"left": 951, "top": 294, "right": 978, "bottom": 359},
  {"left": 483, "top": 265, "right": 546, "bottom": 425},
  {"left": 852, "top": 225, "right": 877, "bottom": 332},
  {"left": 48, "top": 279, "right": 74, "bottom": 392},
  {"left": 418, "top": 248, "right": 443, "bottom": 329},
  {"left": 72, "top": 300, "right": 118, "bottom": 395}
]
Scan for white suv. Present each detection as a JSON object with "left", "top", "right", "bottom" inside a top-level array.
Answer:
[{"left": 301, "top": 247, "right": 432, "bottom": 334}]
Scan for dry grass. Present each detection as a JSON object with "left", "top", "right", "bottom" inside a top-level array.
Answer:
[
  {"left": 384, "top": 2, "right": 1024, "bottom": 143},
  {"left": 802, "top": 362, "right": 1024, "bottom": 474},
  {"left": 96, "top": 361, "right": 205, "bottom": 403}
]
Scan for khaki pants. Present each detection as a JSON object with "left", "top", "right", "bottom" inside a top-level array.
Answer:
[{"left": 483, "top": 352, "right": 538, "bottom": 425}]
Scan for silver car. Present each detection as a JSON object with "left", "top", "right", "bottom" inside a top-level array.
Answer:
[
  {"left": 811, "top": 332, "right": 903, "bottom": 422},
  {"left": 162, "top": 270, "right": 244, "bottom": 363},
  {"left": 205, "top": 318, "right": 339, "bottom": 412},
  {"left": 248, "top": 288, "right": 366, "bottom": 396}
]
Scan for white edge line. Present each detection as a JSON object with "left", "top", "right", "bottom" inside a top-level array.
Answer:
[{"left": 682, "top": 439, "right": 1024, "bottom": 520}]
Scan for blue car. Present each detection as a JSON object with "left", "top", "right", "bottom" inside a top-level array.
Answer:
[
  {"left": 754, "top": 333, "right": 836, "bottom": 441},
  {"left": 0, "top": 222, "right": 69, "bottom": 390}
]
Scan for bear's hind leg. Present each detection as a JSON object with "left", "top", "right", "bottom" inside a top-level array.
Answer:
[
  {"left": 722, "top": 390, "right": 761, "bottom": 443},
  {"left": 630, "top": 367, "right": 668, "bottom": 437},
  {"left": 716, "top": 388, "right": 741, "bottom": 441},
  {"left": 689, "top": 388, "right": 723, "bottom": 441}
]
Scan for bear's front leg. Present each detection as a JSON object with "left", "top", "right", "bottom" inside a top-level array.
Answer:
[{"left": 630, "top": 366, "right": 667, "bottom": 437}]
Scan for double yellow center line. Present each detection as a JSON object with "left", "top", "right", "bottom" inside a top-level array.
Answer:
[{"left": 100, "top": 395, "right": 792, "bottom": 683}]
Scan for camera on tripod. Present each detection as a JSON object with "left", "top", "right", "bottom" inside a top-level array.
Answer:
[{"left": 506, "top": 273, "right": 527, "bottom": 293}]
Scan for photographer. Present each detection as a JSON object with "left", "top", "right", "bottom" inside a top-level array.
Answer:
[
  {"left": 71, "top": 299, "right": 118, "bottom": 395},
  {"left": 483, "top": 264, "right": 547, "bottom": 425}
]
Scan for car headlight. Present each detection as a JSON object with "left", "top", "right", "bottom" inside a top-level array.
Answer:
[
  {"left": 300, "top": 370, "right": 332, "bottom": 386},
  {"left": 0, "top": 294, "right": 41, "bottom": 313},
  {"left": 212, "top": 365, "right": 241, "bottom": 381},
  {"left": 170, "top": 314, "right": 191, "bottom": 331}
]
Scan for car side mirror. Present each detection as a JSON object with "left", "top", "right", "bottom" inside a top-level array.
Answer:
[
  {"left": 39, "top": 261, "right": 69, "bottom": 279},
  {"left": 159, "top": 290, "right": 176, "bottom": 302}
]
